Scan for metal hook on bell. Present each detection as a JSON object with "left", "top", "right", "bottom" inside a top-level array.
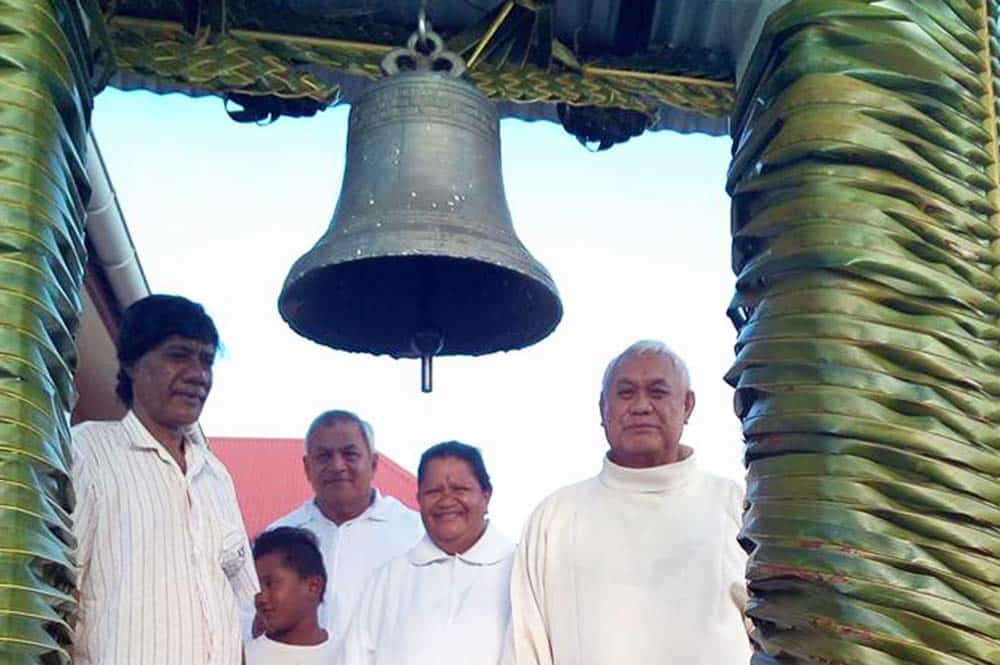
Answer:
[
  {"left": 417, "top": 8, "right": 429, "bottom": 48},
  {"left": 413, "top": 331, "right": 444, "bottom": 393},
  {"left": 414, "top": 3, "right": 440, "bottom": 57}
]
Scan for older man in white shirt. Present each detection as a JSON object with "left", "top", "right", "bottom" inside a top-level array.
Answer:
[
  {"left": 267, "top": 410, "right": 423, "bottom": 648},
  {"left": 503, "top": 340, "right": 750, "bottom": 665},
  {"left": 72, "top": 294, "right": 258, "bottom": 665}
]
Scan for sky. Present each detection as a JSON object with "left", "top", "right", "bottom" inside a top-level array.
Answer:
[{"left": 92, "top": 87, "right": 741, "bottom": 535}]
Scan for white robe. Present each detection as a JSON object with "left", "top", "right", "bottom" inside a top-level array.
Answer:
[
  {"left": 341, "top": 522, "right": 515, "bottom": 665},
  {"left": 503, "top": 452, "right": 750, "bottom": 665}
]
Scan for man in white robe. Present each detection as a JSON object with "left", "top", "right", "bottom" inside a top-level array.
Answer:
[{"left": 503, "top": 340, "right": 751, "bottom": 665}]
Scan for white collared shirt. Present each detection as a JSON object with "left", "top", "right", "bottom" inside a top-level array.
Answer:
[
  {"left": 71, "top": 412, "right": 258, "bottom": 665},
  {"left": 268, "top": 491, "right": 424, "bottom": 647},
  {"left": 340, "top": 522, "right": 515, "bottom": 665}
]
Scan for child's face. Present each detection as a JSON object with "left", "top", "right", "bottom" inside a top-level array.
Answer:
[{"left": 254, "top": 552, "right": 322, "bottom": 638}]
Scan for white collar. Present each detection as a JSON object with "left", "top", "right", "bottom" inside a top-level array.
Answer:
[
  {"left": 123, "top": 411, "right": 206, "bottom": 475},
  {"left": 302, "top": 489, "right": 396, "bottom": 525},
  {"left": 408, "top": 521, "right": 512, "bottom": 566},
  {"left": 256, "top": 634, "right": 330, "bottom": 651},
  {"left": 599, "top": 447, "right": 697, "bottom": 493}
]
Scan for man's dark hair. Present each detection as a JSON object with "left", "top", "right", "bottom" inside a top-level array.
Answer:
[
  {"left": 417, "top": 441, "right": 493, "bottom": 492},
  {"left": 115, "top": 294, "right": 220, "bottom": 407},
  {"left": 253, "top": 527, "right": 327, "bottom": 599}
]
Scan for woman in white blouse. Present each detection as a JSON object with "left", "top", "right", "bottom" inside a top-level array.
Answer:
[{"left": 340, "top": 441, "right": 514, "bottom": 665}]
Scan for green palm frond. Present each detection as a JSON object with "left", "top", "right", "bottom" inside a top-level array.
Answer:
[
  {"left": 0, "top": 1, "right": 95, "bottom": 662},
  {"left": 729, "top": 1, "right": 1000, "bottom": 662}
]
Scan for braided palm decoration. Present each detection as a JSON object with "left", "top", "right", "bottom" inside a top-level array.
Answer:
[
  {"left": 0, "top": 1, "right": 98, "bottom": 662},
  {"left": 105, "top": 16, "right": 734, "bottom": 123},
  {"left": 728, "top": 1, "right": 1000, "bottom": 663}
]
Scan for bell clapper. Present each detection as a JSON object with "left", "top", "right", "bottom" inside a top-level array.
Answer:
[
  {"left": 420, "top": 355, "right": 433, "bottom": 393},
  {"left": 413, "top": 331, "right": 444, "bottom": 393}
]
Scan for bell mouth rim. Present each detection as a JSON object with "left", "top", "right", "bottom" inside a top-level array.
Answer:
[
  {"left": 278, "top": 253, "right": 563, "bottom": 358},
  {"left": 285, "top": 245, "right": 559, "bottom": 293}
]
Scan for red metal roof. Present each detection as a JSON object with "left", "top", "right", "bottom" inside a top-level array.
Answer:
[{"left": 210, "top": 437, "right": 418, "bottom": 538}]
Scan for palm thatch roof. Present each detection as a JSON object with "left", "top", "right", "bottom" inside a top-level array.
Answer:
[{"left": 93, "top": 1, "right": 778, "bottom": 146}]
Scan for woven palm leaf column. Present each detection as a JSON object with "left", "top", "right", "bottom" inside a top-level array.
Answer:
[
  {"left": 0, "top": 1, "right": 100, "bottom": 663},
  {"left": 727, "top": 1, "right": 1000, "bottom": 663}
]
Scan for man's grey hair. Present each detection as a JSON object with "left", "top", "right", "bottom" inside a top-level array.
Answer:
[
  {"left": 305, "top": 410, "right": 376, "bottom": 454},
  {"left": 601, "top": 340, "right": 692, "bottom": 398}
]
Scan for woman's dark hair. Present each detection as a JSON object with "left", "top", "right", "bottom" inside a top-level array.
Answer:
[
  {"left": 115, "top": 294, "right": 220, "bottom": 407},
  {"left": 417, "top": 441, "right": 492, "bottom": 492},
  {"left": 253, "top": 527, "right": 327, "bottom": 599}
]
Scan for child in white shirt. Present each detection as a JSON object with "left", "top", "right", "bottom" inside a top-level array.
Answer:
[{"left": 245, "top": 527, "right": 336, "bottom": 664}]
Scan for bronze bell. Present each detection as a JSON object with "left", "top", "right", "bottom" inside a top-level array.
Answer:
[{"left": 279, "top": 25, "right": 562, "bottom": 390}]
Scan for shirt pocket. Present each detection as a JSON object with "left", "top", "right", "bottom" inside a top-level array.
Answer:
[{"left": 219, "top": 527, "right": 249, "bottom": 579}]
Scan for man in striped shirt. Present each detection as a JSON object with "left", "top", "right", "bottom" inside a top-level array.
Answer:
[{"left": 71, "top": 294, "right": 258, "bottom": 665}]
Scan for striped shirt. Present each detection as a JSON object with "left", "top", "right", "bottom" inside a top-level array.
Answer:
[{"left": 71, "top": 412, "right": 259, "bottom": 665}]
